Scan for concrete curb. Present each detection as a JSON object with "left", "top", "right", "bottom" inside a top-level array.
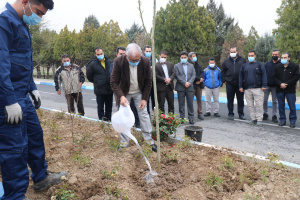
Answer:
[
  {"left": 40, "top": 106, "right": 300, "bottom": 169},
  {"left": 35, "top": 81, "right": 300, "bottom": 110}
]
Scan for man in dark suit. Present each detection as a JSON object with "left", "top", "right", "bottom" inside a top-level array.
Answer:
[
  {"left": 175, "top": 51, "right": 196, "bottom": 124},
  {"left": 155, "top": 51, "right": 175, "bottom": 114}
]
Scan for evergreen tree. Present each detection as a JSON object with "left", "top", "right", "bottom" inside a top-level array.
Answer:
[
  {"left": 125, "top": 22, "right": 144, "bottom": 43},
  {"left": 243, "top": 26, "right": 260, "bottom": 57},
  {"left": 254, "top": 33, "right": 276, "bottom": 63},
  {"left": 83, "top": 14, "right": 100, "bottom": 29}
]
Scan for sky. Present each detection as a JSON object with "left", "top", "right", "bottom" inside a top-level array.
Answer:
[{"left": 4, "top": 0, "right": 282, "bottom": 36}]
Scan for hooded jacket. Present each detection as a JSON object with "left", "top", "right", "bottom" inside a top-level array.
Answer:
[
  {"left": 203, "top": 65, "right": 222, "bottom": 89},
  {"left": 86, "top": 55, "right": 113, "bottom": 95}
]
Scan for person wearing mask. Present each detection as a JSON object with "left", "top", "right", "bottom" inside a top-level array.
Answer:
[
  {"left": 221, "top": 47, "right": 246, "bottom": 120},
  {"left": 155, "top": 51, "right": 175, "bottom": 114},
  {"left": 110, "top": 43, "right": 157, "bottom": 151},
  {"left": 273, "top": 52, "right": 299, "bottom": 128},
  {"left": 174, "top": 51, "right": 196, "bottom": 124},
  {"left": 87, "top": 47, "right": 113, "bottom": 121},
  {"left": 54, "top": 54, "right": 85, "bottom": 116},
  {"left": 188, "top": 52, "right": 204, "bottom": 120},
  {"left": 0, "top": 1, "right": 67, "bottom": 199},
  {"left": 239, "top": 50, "right": 267, "bottom": 126},
  {"left": 144, "top": 45, "right": 157, "bottom": 115},
  {"left": 203, "top": 58, "right": 222, "bottom": 117},
  {"left": 263, "top": 49, "right": 281, "bottom": 123}
]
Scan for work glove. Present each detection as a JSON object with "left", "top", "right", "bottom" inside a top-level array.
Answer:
[
  {"left": 30, "top": 90, "right": 41, "bottom": 109},
  {"left": 5, "top": 103, "right": 23, "bottom": 125}
]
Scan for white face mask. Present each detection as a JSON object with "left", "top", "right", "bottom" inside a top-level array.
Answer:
[
  {"left": 160, "top": 58, "right": 166, "bottom": 63},
  {"left": 209, "top": 64, "right": 215, "bottom": 68},
  {"left": 230, "top": 53, "right": 237, "bottom": 58}
]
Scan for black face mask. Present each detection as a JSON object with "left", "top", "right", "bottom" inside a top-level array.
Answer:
[{"left": 272, "top": 56, "right": 278, "bottom": 61}]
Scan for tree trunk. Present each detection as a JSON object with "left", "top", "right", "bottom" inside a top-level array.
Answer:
[
  {"left": 51, "top": 64, "right": 56, "bottom": 79},
  {"left": 46, "top": 66, "right": 50, "bottom": 79},
  {"left": 36, "top": 65, "right": 41, "bottom": 78}
]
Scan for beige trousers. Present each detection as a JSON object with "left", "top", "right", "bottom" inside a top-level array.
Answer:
[{"left": 245, "top": 88, "right": 264, "bottom": 121}]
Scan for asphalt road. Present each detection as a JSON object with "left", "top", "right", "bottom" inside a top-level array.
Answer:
[{"left": 37, "top": 84, "right": 300, "bottom": 164}]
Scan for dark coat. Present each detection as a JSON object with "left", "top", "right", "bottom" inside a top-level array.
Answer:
[
  {"left": 86, "top": 55, "right": 113, "bottom": 95},
  {"left": 239, "top": 61, "right": 267, "bottom": 89},
  {"left": 193, "top": 62, "right": 204, "bottom": 89},
  {"left": 273, "top": 62, "right": 300, "bottom": 94},
  {"left": 155, "top": 61, "right": 175, "bottom": 92},
  {"left": 110, "top": 55, "right": 152, "bottom": 106},
  {"left": 264, "top": 59, "right": 281, "bottom": 87},
  {"left": 221, "top": 55, "right": 247, "bottom": 86}
]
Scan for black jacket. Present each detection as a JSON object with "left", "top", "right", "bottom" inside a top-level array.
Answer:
[
  {"left": 273, "top": 62, "right": 300, "bottom": 94},
  {"left": 239, "top": 61, "right": 267, "bottom": 90},
  {"left": 192, "top": 62, "right": 204, "bottom": 89},
  {"left": 265, "top": 59, "right": 281, "bottom": 87},
  {"left": 221, "top": 55, "right": 246, "bottom": 86},
  {"left": 86, "top": 55, "right": 113, "bottom": 95}
]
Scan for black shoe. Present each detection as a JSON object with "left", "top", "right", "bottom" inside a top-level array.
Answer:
[
  {"left": 151, "top": 144, "right": 157, "bottom": 152},
  {"left": 135, "top": 123, "right": 141, "bottom": 129},
  {"left": 228, "top": 115, "right": 234, "bottom": 120},
  {"left": 290, "top": 123, "right": 296, "bottom": 128},
  {"left": 239, "top": 115, "right": 246, "bottom": 120},
  {"left": 204, "top": 112, "right": 211, "bottom": 117},
  {"left": 278, "top": 121, "right": 286, "bottom": 126},
  {"left": 214, "top": 113, "right": 220, "bottom": 117},
  {"left": 272, "top": 116, "right": 278, "bottom": 123},
  {"left": 33, "top": 171, "right": 68, "bottom": 191},
  {"left": 198, "top": 115, "right": 204, "bottom": 120},
  {"left": 263, "top": 113, "right": 268, "bottom": 120},
  {"left": 189, "top": 119, "right": 194, "bottom": 124}
]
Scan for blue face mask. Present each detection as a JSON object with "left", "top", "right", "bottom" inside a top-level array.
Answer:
[
  {"left": 23, "top": 2, "right": 42, "bottom": 25},
  {"left": 145, "top": 52, "right": 151, "bottom": 58},
  {"left": 181, "top": 59, "right": 188, "bottom": 64},
  {"left": 64, "top": 62, "right": 70, "bottom": 67},
  {"left": 248, "top": 57, "right": 255, "bottom": 62},
  {"left": 281, "top": 59, "right": 288, "bottom": 64},
  {"left": 97, "top": 55, "right": 104, "bottom": 60},
  {"left": 192, "top": 57, "right": 197, "bottom": 62},
  {"left": 129, "top": 61, "right": 140, "bottom": 67}
]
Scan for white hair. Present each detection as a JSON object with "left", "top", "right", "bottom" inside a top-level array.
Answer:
[{"left": 126, "top": 43, "right": 142, "bottom": 57}]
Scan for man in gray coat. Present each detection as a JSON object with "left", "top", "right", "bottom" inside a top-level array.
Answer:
[{"left": 175, "top": 51, "right": 196, "bottom": 124}]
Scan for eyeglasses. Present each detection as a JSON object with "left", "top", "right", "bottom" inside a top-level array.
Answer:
[{"left": 129, "top": 59, "right": 140, "bottom": 63}]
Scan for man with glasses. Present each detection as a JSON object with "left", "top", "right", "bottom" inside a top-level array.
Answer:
[
  {"left": 110, "top": 43, "right": 157, "bottom": 152},
  {"left": 273, "top": 52, "right": 299, "bottom": 128}
]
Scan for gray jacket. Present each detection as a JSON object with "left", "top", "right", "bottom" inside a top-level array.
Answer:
[{"left": 174, "top": 62, "right": 196, "bottom": 92}]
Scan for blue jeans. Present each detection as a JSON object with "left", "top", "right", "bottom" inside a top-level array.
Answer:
[
  {"left": 226, "top": 84, "right": 244, "bottom": 117},
  {"left": 277, "top": 92, "right": 297, "bottom": 123}
]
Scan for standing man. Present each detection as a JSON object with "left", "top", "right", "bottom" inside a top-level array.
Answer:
[
  {"left": 144, "top": 45, "right": 157, "bottom": 115},
  {"left": 239, "top": 50, "right": 267, "bottom": 126},
  {"left": 263, "top": 49, "right": 281, "bottom": 123},
  {"left": 188, "top": 52, "right": 204, "bottom": 120},
  {"left": 87, "top": 47, "right": 113, "bottom": 121},
  {"left": 54, "top": 54, "right": 85, "bottom": 116},
  {"left": 221, "top": 47, "right": 246, "bottom": 120},
  {"left": 174, "top": 51, "right": 196, "bottom": 124},
  {"left": 0, "top": 1, "right": 67, "bottom": 199},
  {"left": 273, "top": 52, "right": 299, "bottom": 128},
  {"left": 110, "top": 43, "right": 157, "bottom": 151},
  {"left": 203, "top": 58, "right": 222, "bottom": 117},
  {"left": 155, "top": 50, "right": 175, "bottom": 114}
]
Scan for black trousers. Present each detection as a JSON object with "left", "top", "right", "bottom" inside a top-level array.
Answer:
[
  {"left": 157, "top": 85, "right": 174, "bottom": 114},
  {"left": 147, "top": 85, "right": 155, "bottom": 115},
  {"left": 130, "top": 98, "right": 140, "bottom": 126},
  {"left": 226, "top": 84, "right": 244, "bottom": 116},
  {"left": 65, "top": 92, "right": 84, "bottom": 116},
  {"left": 96, "top": 94, "right": 113, "bottom": 121}
]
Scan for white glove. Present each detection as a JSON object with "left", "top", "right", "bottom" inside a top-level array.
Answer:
[
  {"left": 5, "top": 103, "right": 23, "bottom": 125},
  {"left": 30, "top": 90, "right": 41, "bottom": 109}
]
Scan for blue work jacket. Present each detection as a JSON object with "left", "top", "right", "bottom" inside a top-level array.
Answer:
[{"left": 0, "top": 3, "right": 37, "bottom": 106}]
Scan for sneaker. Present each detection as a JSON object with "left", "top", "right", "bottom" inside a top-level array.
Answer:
[
  {"left": 263, "top": 113, "right": 268, "bottom": 120},
  {"left": 290, "top": 123, "right": 296, "bottom": 128},
  {"left": 33, "top": 171, "right": 68, "bottom": 191},
  {"left": 151, "top": 144, "right": 157, "bottom": 152},
  {"left": 239, "top": 115, "right": 246, "bottom": 120},
  {"left": 256, "top": 121, "right": 263, "bottom": 126},
  {"left": 278, "top": 121, "right": 286, "bottom": 126},
  {"left": 247, "top": 120, "right": 257, "bottom": 125},
  {"left": 189, "top": 119, "right": 194, "bottom": 124},
  {"left": 214, "top": 113, "right": 220, "bottom": 117},
  {"left": 272, "top": 116, "right": 278, "bottom": 123},
  {"left": 198, "top": 115, "right": 204, "bottom": 120},
  {"left": 228, "top": 115, "right": 234, "bottom": 120},
  {"left": 204, "top": 112, "right": 211, "bottom": 117}
]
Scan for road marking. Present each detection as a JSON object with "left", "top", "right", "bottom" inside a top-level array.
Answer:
[
  {"left": 39, "top": 91, "right": 57, "bottom": 95},
  {"left": 234, "top": 119, "right": 300, "bottom": 130}
]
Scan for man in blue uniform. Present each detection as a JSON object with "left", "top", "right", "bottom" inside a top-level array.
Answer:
[{"left": 0, "top": 1, "right": 67, "bottom": 199}]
